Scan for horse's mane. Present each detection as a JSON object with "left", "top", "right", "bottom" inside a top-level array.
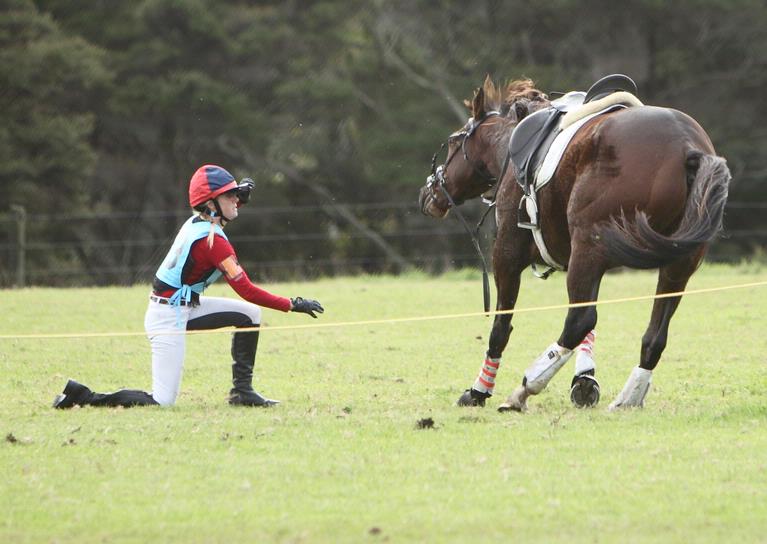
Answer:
[
  {"left": 467, "top": 76, "right": 549, "bottom": 119},
  {"left": 505, "top": 78, "right": 547, "bottom": 105}
]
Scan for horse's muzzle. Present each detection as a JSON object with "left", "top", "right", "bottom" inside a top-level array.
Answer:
[{"left": 418, "top": 185, "right": 449, "bottom": 218}]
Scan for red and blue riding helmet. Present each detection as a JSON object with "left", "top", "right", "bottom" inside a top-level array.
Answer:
[{"left": 188, "top": 165, "right": 239, "bottom": 208}]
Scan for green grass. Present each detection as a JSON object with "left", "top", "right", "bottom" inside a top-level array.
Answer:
[{"left": 2, "top": 264, "right": 766, "bottom": 543}]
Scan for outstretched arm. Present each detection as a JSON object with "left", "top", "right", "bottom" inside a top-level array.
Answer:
[
  {"left": 206, "top": 235, "right": 324, "bottom": 316},
  {"left": 218, "top": 254, "right": 292, "bottom": 312}
]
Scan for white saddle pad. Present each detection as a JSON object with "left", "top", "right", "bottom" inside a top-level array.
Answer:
[{"left": 534, "top": 104, "right": 627, "bottom": 191}]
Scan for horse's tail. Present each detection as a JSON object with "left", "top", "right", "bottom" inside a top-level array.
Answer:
[{"left": 598, "top": 152, "right": 731, "bottom": 269}]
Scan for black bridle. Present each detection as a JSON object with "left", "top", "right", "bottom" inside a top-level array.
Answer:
[
  {"left": 426, "top": 111, "right": 501, "bottom": 205},
  {"left": 425, "top": 111, "right": 512, "bottom": 314}
]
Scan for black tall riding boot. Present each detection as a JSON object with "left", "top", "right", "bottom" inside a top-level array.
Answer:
[
  {"left": 53, "top": 379, "right": 158, "bottom": 409},
  {"left": 228, "top": 331, "right": 279, "bottom": 407}
]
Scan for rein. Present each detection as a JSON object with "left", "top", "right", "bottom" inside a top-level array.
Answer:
[
  {"left": 426, "top": 112, "right": 510, "bottom": 314},
  {"left": 436, "top": 182, "right": 492, "bottom": 315}
]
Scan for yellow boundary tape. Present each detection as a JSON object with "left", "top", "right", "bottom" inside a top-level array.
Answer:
[{"left": 1, "top": 279, "right": 766, "bottom": 340}]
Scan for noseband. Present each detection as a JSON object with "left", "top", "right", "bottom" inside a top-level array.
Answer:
[{"left": 426, "top": 111, "right": 500, "bottom": 209}]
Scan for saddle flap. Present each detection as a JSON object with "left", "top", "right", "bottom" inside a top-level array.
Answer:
[{"left": 509, "top": 108, "right": 563, "bottom": 189}]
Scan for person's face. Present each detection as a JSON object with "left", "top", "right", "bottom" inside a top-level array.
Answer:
[{"left": 213, "top": 191, "right": 239, "bottom": 221}]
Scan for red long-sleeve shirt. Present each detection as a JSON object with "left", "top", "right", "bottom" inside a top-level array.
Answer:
[{"left": 153, "top": 234, "right": 292, "bottom": 312}]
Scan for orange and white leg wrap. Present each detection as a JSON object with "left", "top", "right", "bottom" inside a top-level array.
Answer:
[
  {"left": 574, "top": 329, "right": 596, "bottom": 376},
  {"left": 472, "top": 354, "right": 501, "bottom": 396}
]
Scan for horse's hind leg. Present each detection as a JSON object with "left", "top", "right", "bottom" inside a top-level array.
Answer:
[
  {"left": 609, "top": 251, "right": 703, "bottom": 410},
  {"left": 500, "top": 252, "right": 607, "bottom": 412}
]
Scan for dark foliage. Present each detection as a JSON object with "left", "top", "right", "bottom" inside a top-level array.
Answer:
[{"left": 1, "top": 0, "right": 765, "bottom": 285}]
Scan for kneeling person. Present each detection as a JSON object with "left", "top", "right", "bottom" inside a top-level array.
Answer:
[{"left": 54, "top": 164, "right": 323, "bottom": 409}]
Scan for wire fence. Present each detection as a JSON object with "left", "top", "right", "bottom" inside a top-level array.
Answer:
[{"left": 0, "top": 200, "right": 765, "bottom": 287}]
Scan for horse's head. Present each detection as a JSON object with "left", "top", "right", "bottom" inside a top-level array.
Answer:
[{"left": 418, "top": 77, "right": 548, "bottom": 218}]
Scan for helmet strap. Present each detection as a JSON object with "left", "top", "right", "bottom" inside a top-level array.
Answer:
[{"left": 212, "top": 198, "right": 231, "bottom": 225}]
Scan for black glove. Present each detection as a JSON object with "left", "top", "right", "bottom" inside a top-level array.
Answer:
[
  {"left": 290, "top": 297, "right": 324, "bottom": 318},
  {"left": 236, "top": 178, "right": 255, "bottom": 204}
]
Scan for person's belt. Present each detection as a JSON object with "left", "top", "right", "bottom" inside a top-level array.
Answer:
[{"left": 150, "top": 295, "right": 191, "bottom": 306}]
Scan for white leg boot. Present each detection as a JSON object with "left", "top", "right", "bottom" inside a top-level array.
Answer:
[
  {"left": 608, "top": 366, "right": 652, "bottom": 410},
  {"left": 498, "top": 342, "right": 573, "bottom": 412},
  {"left": 523, "top": 342, "right": 573, "bottom": 394}
]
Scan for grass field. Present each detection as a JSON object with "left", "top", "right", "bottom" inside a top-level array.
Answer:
[{"left": 2, "top": 264, "right": 766, "bottom": 543}]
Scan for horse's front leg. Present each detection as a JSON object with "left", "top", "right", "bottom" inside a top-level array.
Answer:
[
  {"left": 569, "top": 329, "right": 601, "bottom": 407},
  {"left": 457, "top": 233, "right": 529, "bottom": 407},
  {"left": 500, "top": 245, "right": 607, "bottom": 412},
  {"left": 456, "top": 275, "right": 521, "bottom": 407}
]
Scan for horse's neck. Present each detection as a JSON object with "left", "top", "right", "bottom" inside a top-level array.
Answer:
[{"left": 490, "top": 121, "right": 515, "bottom": 174}]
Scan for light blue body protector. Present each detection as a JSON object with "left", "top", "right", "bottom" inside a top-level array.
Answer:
[{"left": 155, "top": 216, "right": 228, "bottom": 312}]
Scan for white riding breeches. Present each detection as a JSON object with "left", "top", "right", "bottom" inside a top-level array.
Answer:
[{"left": 144, "top": 296, "right": 262, "bottom": 406}]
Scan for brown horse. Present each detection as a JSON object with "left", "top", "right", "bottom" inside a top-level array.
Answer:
[{"left": 418, "top": 77, "right": 730, "bottom": 411}]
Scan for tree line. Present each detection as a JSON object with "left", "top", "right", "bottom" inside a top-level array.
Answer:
[{"left": 1, "top": 0, "right": 765, "bottom": 286}]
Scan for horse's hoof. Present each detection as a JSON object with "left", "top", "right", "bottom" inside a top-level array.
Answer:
[
  {"left": 607, "top": 399, "right": 644, "bottom": 411},
  {"left": 497, "top": 402, "right": 525, "bottom": 413},
  {"left": 498, "top": 386, "right": 529, "bottom": 413},
  {"left": 570, "top": 374, "right": 600, "bottom": 408},
  {"left": 456, "top": 389, "right": 487, "bottom": 407},
  {"left": 608, "top": 367, "right": 652, "bottom": 411}
]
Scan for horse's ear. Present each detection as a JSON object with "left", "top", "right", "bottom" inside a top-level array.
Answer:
[
  {"left": 471, "top": 87, "right": 486, "bottom": 118},
  {"left": 482, "top": 74, "right": 495, "bottom": 96}
]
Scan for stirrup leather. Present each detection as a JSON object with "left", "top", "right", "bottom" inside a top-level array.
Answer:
[{"left": 517, "top": 193, "right": 565, "bottom": 278}]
